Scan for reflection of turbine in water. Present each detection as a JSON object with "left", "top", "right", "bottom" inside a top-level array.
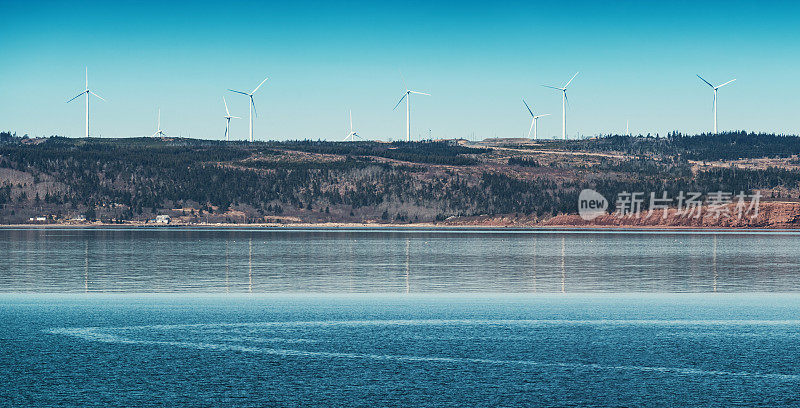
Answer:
[
  {"left": 405, "top": 238, "right": 410, "bottom": 294},
  {"left": 348, "top": 239, "right": 355, "bottom": 293},
  {"left": 248, "top": 238, "right": 253, "bottom": 293},
  {"left": 713, "top": 235, "right": 718, "bottom": 293},
  {"left": 84, "top": 240, "right": 89, "bottom": 293},
  {"left": 561, "top": 237, "right": 566, "bottom": 293},
  {"left": 225, "top": 240, "right": 230, "bottom": 293},
  {"left": 532, "top": 237, "right": 537, "bottom": 293}
]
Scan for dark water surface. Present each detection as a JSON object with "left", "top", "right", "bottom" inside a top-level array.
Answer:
[
  {"left": 2, "top": 228, "right": 800, "bottom": 406},
  {"left": 3, "top": 295, "right": 800, "bottom": 407}
]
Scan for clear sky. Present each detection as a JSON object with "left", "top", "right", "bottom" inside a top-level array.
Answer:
[{"left": 1, "top": 0, "right": 798, "bottom": 141}]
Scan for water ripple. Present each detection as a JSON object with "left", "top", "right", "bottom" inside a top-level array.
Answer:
[{"left": 48, "top": 319, "right": 800, "bottom": 382}]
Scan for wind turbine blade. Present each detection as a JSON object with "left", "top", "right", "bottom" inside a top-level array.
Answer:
[
  {"left": 251, "top": 77, "right": 269, "bottom": 94},
  {"left": 250, "top": 97, "right": 257, "bottom": 117},
  {"left": 522, "top": 99, "right": 535, "bottom": 117},
  {"left": 66, "top": 91, "right": 86, "bottom": 103},
  {"left": 228, "top": 89, "right": 250, "bottom": 96},
  {"left": 563, "top": 71, "right": 579, "bottom": 88},
  {"left": 534, "top": 113, "right": 551, "bottom": 119},
  {"left": 89, "top": 91, "right": 105, "bottom": 101},
  {"left": 716, "top": 79, "right": 736, "bottom": 89},
  {"left": 231, "top": 116, "right": 241, "bottom": 119},
  {"left": 542, "top": 85, "right": 564, "bottom": 91},
  {"left": 393, "top": 93, "right": 407, "bottom": 110},
  {"left": 527, "top": 118, "right": 535, "bottom": 138},
  {"left": 223, "top": 96, "right": 230, "bottom": 116},
  {"left": 696, "top": 74, "right": 714, "bottom": 88},
  {"left": 409, "top": 90, "right": 430, "bottom": 96},
  {"left": 152, "top": 131, "right": 159, "bottom": 137},
  {"left": 349, "top": 109, "right": 353, "bottom": 131}
]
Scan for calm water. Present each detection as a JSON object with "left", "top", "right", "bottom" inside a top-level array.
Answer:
[
  {"left": 1, "top": 227, "right": 800, "bottom": 292},
  {"left": 2, "top": 228, "right": 800, "bottom": 406}
]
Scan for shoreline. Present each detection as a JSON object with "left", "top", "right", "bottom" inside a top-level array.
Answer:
[{"left": 2, "top": 222, "right": 799, "bottom": 231}]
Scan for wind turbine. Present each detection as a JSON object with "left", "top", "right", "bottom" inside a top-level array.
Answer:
[
  {"left": 222, "top": 96, "right": 240, "bottom": 141},
  {"left": 229, "top": 76, "right": 268, "bottom": 142},
  {"left": 393, "top": 78, "right": 430, "bottom": 142},
  {"left": 152, "top": 109, "right": 166, "bottom": 137},
  {"left": 344, "top": 109, "right": 360, "bottom": 141},
  {"left": 66, "top": 67, "right": 105, "bottom": 138},
  {"left": 522, "top": 99, "right": 550, "bottom": 140},
  {"left": 697, "top": 74, "right": 736, "bottom": 134},
  {"left": 543, "top": 71, "right": 579, "bottom": 140}
]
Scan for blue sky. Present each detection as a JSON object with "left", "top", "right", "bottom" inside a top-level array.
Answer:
[{"left": 1, "top": 0, "right": 798, "bottom": 141}]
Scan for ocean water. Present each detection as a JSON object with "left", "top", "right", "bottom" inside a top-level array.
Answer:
[
  {"left": 2, "top": 228, "right": 800, "bottom": 406},
  {"left": 1, "top": 228, "right": 800, "bottom": 292},
  {"left": 3, "top": 294, "right": 800, "bottom": 407}
]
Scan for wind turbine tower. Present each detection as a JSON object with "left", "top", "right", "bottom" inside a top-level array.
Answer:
[
  {"left": 344, "top": 109, "right": 360, "bottom": 141},
  {"left": 152, "top": 109, "right": 166, "bottom": 137},
  {"left": 222, "top": 97, "right": 240, "bottom": 141},
  {"left": 543, "top": 72, "right": 579, "bottom": 140},
  {"left": 229, "top": 76, "right": 269, "bottom": 142},
  {"left": 66, "top": 67, "right": 105, "bottom": 138},
  {"left": 522, "top": 99, "right": 550, "bottom": 140},
  {"left": 697, "top": 74, "right": 736, "bottom": 134}
]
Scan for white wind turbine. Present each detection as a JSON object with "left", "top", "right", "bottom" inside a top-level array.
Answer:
[
  {"left": 222, "top": 96, "right": 240, "bottom": 141},
  {"left": 393, "top": 78, "right": 430, "bottom": 142},
  {"left": 229, "top": 76, "right": 268, "bottom": 142},
  {"left": 152, "top": 109, "right": 166, "bottom": 137},
  {"left": 697, "top": 74, "right": 736, "bottom": 134},
  {"left": 522, "top": 99, "right": 550, "bottom": 140},
  {"left": 66, "top": 67, "right": 105, "bottom": 138},
  {"left": 543, "top": 71, "right": 579, "bottom": 140},
  {"left": 344, "top": 109, "right": 360, "bottom": 141}
]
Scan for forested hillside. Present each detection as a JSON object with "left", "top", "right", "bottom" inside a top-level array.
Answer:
[
  {"left": 1, "top": 131, "right": 799, "bottom": 224},
  {"left": 561, "top": 131, "right": 800, "bottom": 161}
]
